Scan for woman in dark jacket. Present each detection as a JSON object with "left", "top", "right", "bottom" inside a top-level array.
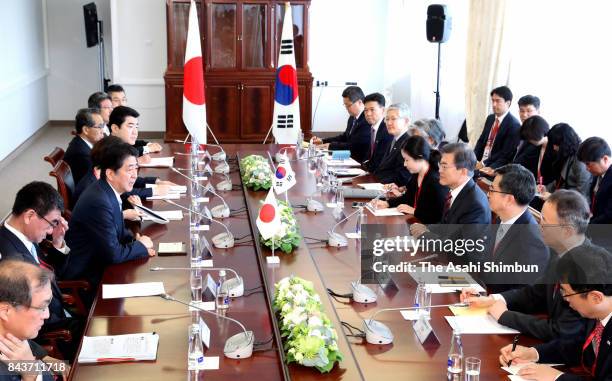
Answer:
[
  {"left": 537, "top": 123, "right": 591, "bottom": 200},
  {"left": 371, "top": 135, "right": 448, "bottom": 224}
]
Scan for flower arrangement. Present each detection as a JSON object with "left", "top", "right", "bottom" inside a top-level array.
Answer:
[
  {"left": 260, "top": 201, "right": 301, "bottom": 253},
  {"left": 239, "top": 155, "right": 273, "bottom": 190},
  {"left": 273, "top": 276, "right": 343, "bottom": 373}
]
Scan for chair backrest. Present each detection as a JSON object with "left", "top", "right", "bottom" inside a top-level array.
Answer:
[
  {"left": 476, "top": 177, "right": 498, "bottom": 222},
  {"left": 44, "top": 147, "right": 65, "bottom": 167},
  {"left": 49, "top": 160, "right": 75, "bottom": 211}
]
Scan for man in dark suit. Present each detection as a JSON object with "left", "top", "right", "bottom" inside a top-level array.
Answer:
[
  {"left": 87, "top": 91, "right": 113, "bottom": 136},
  {"left": 312, "top": 86, "right": 371, "bottom": 163},
  {"left": 373, "top": 103, "right": 412, "bottom": 185},
  {"left": 0, "top": 260, "right": 65, "bottom": 380},
  {"left": 499, "top": 245, "right": 612, "bottom": 381},
  {"left": 63, "top": 108, "right": 105, "bottom": 185},
  {"left": 362, "top": 92, "right": 392, "bottom": 173},
  {"left": 578, "top": 137, "right": 612, "bottom": 224},
  {"left": 482, "top": 164, "right": 549, "bottom": 292},
  {"left": 410, "top": 143, "right": 491, "bottom": 262},
  {"left": 62, "top": 142, "right": 156, "bottom": 290},
  {"left": 474, "top": 86, "right": 522, "bottom": 176},
  {"left": 463, "top": 190, "right": 592, "bottom": 342}
]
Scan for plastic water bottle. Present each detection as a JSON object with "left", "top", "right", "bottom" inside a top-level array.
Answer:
[
  {"left": 447, "top": 330, "right": 463, "bottom": 381},
  {"left": 355, "top": 207, "right": 366, "bottom": 236},
  {"left": 216, "top": 270, "right": 230, "bottom": 314},
  {"left": 190, "top": 270, "right": 202, "bottom": 304},
  {"left": 414, "top": 282, "right": 431, "bottom": 319},
  {"left": 187, "top": 324, "right": 204, "bottom": 370}
]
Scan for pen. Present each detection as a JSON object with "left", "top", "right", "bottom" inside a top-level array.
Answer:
[
  {"left": 507, "top": 334, "right": 520, "bottom": 366},
  {"left": 438, "top": 276, "right": 466, "bottom": 281}
]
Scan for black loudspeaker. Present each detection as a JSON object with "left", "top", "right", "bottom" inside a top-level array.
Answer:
[
  {"left": 83, "top": 2, "right": 99, "bottom": 48},
  {"left": 426, "top": 4, "right": 451, "bottom": 43}
]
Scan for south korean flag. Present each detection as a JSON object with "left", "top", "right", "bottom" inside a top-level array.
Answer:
[{"left": 273, "top": 153, "right": 296, "bottom": 194}]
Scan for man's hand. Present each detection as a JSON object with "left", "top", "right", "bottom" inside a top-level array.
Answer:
[
  {"left": 155, "top": 179, "right": 177, "bottom": 186},
  {"left": 138, "top": 154, "right": 152, "bottom": 165},
  {"left": 409, "top": 223, "right": 428, "bottom": 237},
  {"left": 0, "top": 333, "right": 35, "bottom": 362},
  {"left": 146, "top": 142, "right": 163, "bottom": 153},
  {"left": 51, "top": 215, "right": 69, "bottom": 250},
  {"left": 123, "top": 209, "right": 144, "bottom": 221},
  {"left": 480, "top": 167, "right": 495, "bottom": 176},
  {"left": 370, "top": 200, "right": 389, "bottom": 209},
  {"left": 459, "top": 288, "right": 495, "bottom": 307},
  {"left": 475, "top": 161, "right": 484, "bottom": 170},
  {"left": 488, "top": 299, "right": 508, "bottom": 320},
  {"left": 499, "top": 344, "right": 538, "bottom": 366},
  {"left": 147, "top": 248, "right": 157, "bottom": 257},
  {"left": 127, "top": 195, "right": 142, "bottom": 206},
  {"left": 396, "top": 204, "right": 415, "bottom": 215},
  {"left": 137, "top": 235, "right": 154, "bottom": 249},
  {"left": 517, "top": 363, "right": 563, "bottom": 381},
  {"left": 311, "top": 136, "right": 323, "bottom": 145}
]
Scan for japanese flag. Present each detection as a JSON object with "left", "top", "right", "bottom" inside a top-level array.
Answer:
[
  {"left": 256, "top": 189, "right": 282, "bottom": 239},
  {"left": 273, "top": 153, "right": 296, "bottom": 194}
]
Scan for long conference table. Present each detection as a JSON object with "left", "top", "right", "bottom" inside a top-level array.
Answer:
[{"left": 67, "top": 143, "right": 539, "bottom": 381}]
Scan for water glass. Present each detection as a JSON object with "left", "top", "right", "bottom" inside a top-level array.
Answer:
[
  {"left": 414, "top": 283, "right": 431, "bottom": 318},
  {"left": 464, "top": 357, "right": 480, "bottom": 381}
]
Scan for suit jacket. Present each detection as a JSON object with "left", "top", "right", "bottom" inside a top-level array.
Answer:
[
  {"left": 373, "top": 132, "right": 412, "bottom": 185},
  {"left": 545, "top": 155, "right": 592, "bottom": 200},
  {"left": 0, "top": 340, "right": 53, "bottom": 381},
  {"left": 364, "top": 121, "right": 392, "bottom": 173},
  {"left": 498, "top": 242, "right": 598, "bottom": 342},
  {"left": 387, "top": 168, "right": 448, "bottom": 224},
  {"left": 0, "top": 226, "right": 66, "bottom": 325},
  {"left": 513, "top": 141, "right": 541, "bottom": 179},
  {"left": 536, "top": 318, "right": 612, "bottom": 381},
  {"left": 74, "top": 173, "right": 154, "bottom": 206},
  {"left": 323, "top": 112, "right": 371, "bottom": 163},
  {"left": 424, "top": 179, "right": 491, "bottom": 263},
  {"left": 474, "top": 113, "right": 521, "bottom": 169},
  {"left": 62, "top": 179, "right": 149, "bottom": 285},
  {"left": 590, "top": 165, "right": 612, "bottom": 224},
  {"left": 64, "top": 136, "right": 92, "bottom": 185}
]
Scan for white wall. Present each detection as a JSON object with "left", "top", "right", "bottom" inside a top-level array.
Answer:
[
  {"left": 110, "top": 0, "right": 167, "bottom": 132},
  {"left": 47, "top": 0, "right": 112, "bottom": 120},
  {"left": 0, "top": 0, "right": 49, "bottom": 161}
]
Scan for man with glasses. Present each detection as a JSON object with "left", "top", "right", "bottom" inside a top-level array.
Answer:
[
  {"left": 462, "top": 190, "right": 597, "bottom": 342},
  {"left": 372, "top": 103, "right": 412, "bottom": 185},
  {"left": 362, "top": 92, "right": 393, "bottom": 173},
  {"left": 498, "top": 246, "right": 612, "bottom": 381},
  {"left": 0, "top": 260, "right": 67, "bottom": 380},
  {"left": 0, "top": 182, "right": 82, "bottom": 360},
  {"left": 312, "top": 86, "right": 371, "bottom": 163},
  {"left": 481, "top": 164, "right": 549, "bottom": 293},
  {"left": 63, "top": 142, "right": 155, "bottom": 296},
  {"left": 87, "top": 91, "right": 113, "bottom": 136},
  {"left": 64, "top": 108, "right": 105, "bottom": 185}
]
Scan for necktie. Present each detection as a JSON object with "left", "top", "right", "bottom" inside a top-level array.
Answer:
[
  {"left": 347, "top": 118, "right": 357, "bottom": 136},
  {"left": 591, "top": 176, "right": 602, "bottom": 212},
  {"left": 442, "top": 191, "right": 452, "bottom": 216},
  {"left": 591, "top": 321, "right": 604, "bottom": 356},
  {"left": 482, "top": 118, "right": 500, "bottom": 162},
  {"left": 29, "top": 244, "right": 40, "bottom": 264},
  {"left": 493, "top": 224, "right": 508, "bottom": 255},
  {"left": 388, "top": 139, "right": 396, "bottom": 154},
  {"left": 370, "top": 127, "right": 376, "bottom": 158}
]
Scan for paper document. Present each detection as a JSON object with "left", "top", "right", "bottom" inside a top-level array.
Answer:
[
  {"left": 357, "top": 183, "right": 385, "bottom": 191},
  {"left": 408, "top": 271, "right": 486, "bottom": 294},
  {"left": 330, "top": 168, "right": 366, "bottom": 177},
  {"left": 146, "top": 184, "right": 187, "bottom": 193},
  {"left": 78, "top": 333, "right": 159, "bottom": 363},
  {"left": 139, "top": 157, "right": 174, "bottom": 167},
  {"left": 445, "top": 315, "right": 520, "bottom": 334},
  {"left": 502, "top": 363, "right": 563, "bottom": 379},
  {"left": 325, "top": 157, "right": 361, "bottom": 167},
  {"left": 448, "top": 305, "right": 487, "bottom": 316},
  {"left": 142, "top": 210, "right": 183, "bottom": 221},
  {"left": 368, "top": 206, "right": 404, "bottom": 217},
  {"left": 147, "top": 193, "right": 181, "bottom": 200},
  {"left": 345, "top": 232, "right": 361, "bottom": 239},
  {"left": 102, "top": 282, "right": 165, "bottom": 299},
  {"left": 400, "top": 310, "right": 421, "bottom": 321},
  {"left": 158, "top": 242, "right": 186, "bottom": 254}
]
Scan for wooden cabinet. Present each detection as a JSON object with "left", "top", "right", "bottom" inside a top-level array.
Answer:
[{"left": 164, "top": 0, "right": 312, "bottom": 143}]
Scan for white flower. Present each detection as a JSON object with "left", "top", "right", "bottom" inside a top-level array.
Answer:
[{"left": 308, "top": 316, "right": 323, "bottom": 328}]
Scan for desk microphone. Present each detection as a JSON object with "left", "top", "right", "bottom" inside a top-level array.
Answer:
[
  {"left": 170, "top": 168, "right": 230, "bottom": 218},
  {"left": 163, "top": 199, "right": 235, "bottom": 248},
  {"left": 363, "top": 302, "right": 468, "bottom": 345},
  {"left": 327, "top": 207, "right": 362, "bottom": 247},
  {"left": 150, "top": 267, "right": 244, "bottom": 297},
  {"left": 173, "top": 166, "right": 233, "bottom": 192},
  {"left": 159, "top": 293, "right": 254, "bottom": 359}
]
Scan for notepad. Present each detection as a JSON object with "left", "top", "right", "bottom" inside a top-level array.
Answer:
[
  {"left": 78, "top": 333, "right": 159, "bottom": 363},
  {"left": 368, "top": 207, "right": 404, "bottom": 217},
  {"left": 158, "top": 242, "right": 186, "bottom": 254},
  {"left": 147, "top": 193, "right": 181, "bottom": 200},
  {"left": 330, "top": 168, "right": 366, "bottom": 177},
  {"left": 445, "top": 315, "right": 520, "bottom": 335},
  {"left": 139, "top": 156, "right": 174, "bottom": 167},
  {"left": 102, "top": 282, "right": 165, "bottom": 299},
  {"left": 142, "top": 210, "right": 183, "bottom": 221},
  {"left": 324, "top": 157, "right": 361, "bottom": 167},
  {"left": 357, "top": 182, "right": 385, "bottom": 191},
  {"left": 448, "top": 305, "right": 487, "bottom": 316},
  {"left": 503, "top": 363, "right": 563, "bottom": 380}
]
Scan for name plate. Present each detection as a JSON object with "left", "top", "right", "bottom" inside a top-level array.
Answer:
[{"left": 413, "top": 316, "right": 440, "bottom": 348}]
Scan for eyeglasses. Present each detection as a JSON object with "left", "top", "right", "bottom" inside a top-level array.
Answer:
[
  {"left": 439, "top": 163, "right": 457, "bottom": 170},
  {"left": 384, "top": 116, "right": 403, "bottom": 123},
  {"left": 487, "top": 186, "right": 513, "bottom": 196},
  {"left": 559, "top": 289, "right": 592, "bottom": 299},
  {"left": 101, "top": 106, "right": 113, "bottom": 110},
  {"left": 10, "top": 301, "right": 50, "bottom": 314},
  {"left": 36, "top": 213, "right": 60, "bottom": 229}
]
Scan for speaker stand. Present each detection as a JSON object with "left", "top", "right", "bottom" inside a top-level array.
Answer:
[{"left": 434, "top": 42, "right": 441, "bottom": 120}]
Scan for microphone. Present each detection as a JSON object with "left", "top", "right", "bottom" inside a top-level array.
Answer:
[
  {"left": 204, "top": 143, "right": 227, "bottom": 161},
  {"left": 163, "top": 199, "right": 235, "bottom": 248},
  {"left": 170, "top": 168, "right": 230, "bottom": 217},
  {"left": 327, "top": 207, "right": 362, "bottom": 247},
  {"left": 214, "top": 160, "right": 230, "bottom": 175},
  {"left": 363, "top": 302, "right": 468, "bottom": 345},
  {"left": 174, "top": 166, "right": 233, "bottom": 192},
  {"left": 150, "top": 267, "right": 244, "bottom": 297},
  {"left": 159, "top": 293, "right": 254, "bottom": 359}
]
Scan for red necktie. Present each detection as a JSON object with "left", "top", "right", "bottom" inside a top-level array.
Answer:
[
  {"left": 370, "top": 128, "right": 376, "bottom": 158},
  {"left": 483, "top": 118, "right": 500, "bottom": 161},
  {"left": 442, "top": 191, "right": 452, "bottom": 215},
  {"left": 592, "top": 321, "right": 605, "bottom": 356},
  {"left": 582, "top": 321, "right": 605, "bottom": 376}
]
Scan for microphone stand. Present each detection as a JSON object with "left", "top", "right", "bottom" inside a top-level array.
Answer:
[{"left": 151, "top": 267, "right": 244, "bottom": 297}]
